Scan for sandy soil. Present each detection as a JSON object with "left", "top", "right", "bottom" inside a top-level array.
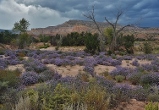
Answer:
[
  {"left": 7, "top": 64, "right": 25, "bottom": 73},
  {"left": 40, "top": 46, "right": 85, "bottom": 52},
  {"left": 112, "top": 99, "right": 146, "bottom": 110},
  {"left": 46, "top": 64, "right": 84, "bottom": 77}
]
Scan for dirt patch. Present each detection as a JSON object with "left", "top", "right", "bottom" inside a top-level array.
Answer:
[
  {"left": 113, "top": 99, "right": 146, "bottom": 110},
  {"left": 46, "top": 64, "right": 84, "bottom": 77},
  {"left": 94, "top": 65, "right": 115, "bottom": 75},
  {"left": 7, "top": 64, "right": 25, "bottom": 73},
  {"left": 40, "top": 46, "right": 85, "bottom": 52}
]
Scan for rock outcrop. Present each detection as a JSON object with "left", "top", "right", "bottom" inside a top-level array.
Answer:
[{"left": 28, "top": 20, "right": 159, "bottom": 39}]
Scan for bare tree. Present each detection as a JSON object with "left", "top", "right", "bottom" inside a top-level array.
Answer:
[
  {"left": 83, "top": 6, "right": 106, "bottom": 52},
  {"left": 84, "top": 6, "right": 132, "bottom": 53}
]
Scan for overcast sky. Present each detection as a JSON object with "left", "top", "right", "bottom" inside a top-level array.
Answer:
[{"left": 0, "top": 0, "right": 159, "bottom": 30}]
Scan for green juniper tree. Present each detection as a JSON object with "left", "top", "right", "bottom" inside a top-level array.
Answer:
[{"left": 13, "top": 18, "right": 31, "bottom": 49}]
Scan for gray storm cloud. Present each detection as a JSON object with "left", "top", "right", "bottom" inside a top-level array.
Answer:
[{"left": 0, "top": 0, "right": 159, "bottom": 29}]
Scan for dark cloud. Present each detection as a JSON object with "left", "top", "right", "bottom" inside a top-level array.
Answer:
[{"left": 0, "top": 0, "right": 159, "bottom": 29}]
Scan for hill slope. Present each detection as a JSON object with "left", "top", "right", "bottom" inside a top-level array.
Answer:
[{"left": 28, "top": 20, "right": 159, "bottom": 39}]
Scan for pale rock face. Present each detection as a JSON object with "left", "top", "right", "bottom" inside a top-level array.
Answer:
[{"left": 28, "top": 20, "right": 159, "bottom": 39}]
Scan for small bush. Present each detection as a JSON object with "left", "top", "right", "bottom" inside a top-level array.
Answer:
[
  {"left": 21, "top": 71, "right": 39, "bottom": 86},
  {"left": 84, "top": 33, "right": 100, "bottom": 54},
  {"left": 145, "top": 102, "right": 158, "bottom": 110},
  {"left": 0, "top": 69, "right": 20, "bottom": 87},
  {"left": 143, "top": 42, "right": 153, "bottom": 54},
  {"left": 76, "top": 73, "right": 90, "bottom": 82},
  {"left": 147, "top": 94, "right": 159, "bottom": 102},
  {"left": 127, "top": 72, "right": 143, "bottom": 85},
  {"left": 115, "top": 75, "right": 125, "bottom": 82},
  {"left": 83, "top": 85, "right": 109, "bottom": 110},
  {"left": 140, "top": 73, "right": 159, "bottom": 86},
  {"left": 12, "top": 96, "right": 31, "bottom": 110},
  {"left": 39, "top": 70, "right": 55, "bottom": 82},
  {"left": 0, "top": 49, "right": 5, "bottom": 55},
  {"left": 63, "top": 103, "right": 87, "bottom": 110}
]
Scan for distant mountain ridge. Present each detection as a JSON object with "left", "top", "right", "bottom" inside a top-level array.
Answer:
[{"left": 28, "top": 20, "right": 159, "bottom": 39}]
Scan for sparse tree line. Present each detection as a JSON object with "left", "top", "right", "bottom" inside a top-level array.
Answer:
[{"left": 0, "top": 18, "right": 156, "bottom": 54}]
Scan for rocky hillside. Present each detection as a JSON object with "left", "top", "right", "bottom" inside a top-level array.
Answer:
[{"left": 28, "top": 20, "right": 159, "bottom": 39}]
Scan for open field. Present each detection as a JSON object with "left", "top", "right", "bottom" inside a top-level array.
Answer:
[{"left": 1, "top": 46, "right": 159, "bottom": 109}]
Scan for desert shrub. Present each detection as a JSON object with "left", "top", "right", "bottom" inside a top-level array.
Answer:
[
  {"left": 109, "top": 66, "right": 132, "bottom": 78},
  {"left": 83, "top": 66, "right": 95, "bottom": 77},
  {"left": 123, "top": 34, "right": 135, "bottom": 54},
  {"left": 131, "top": 86, "right": 147, "bottom": 101},
  {"left": 39, "top": 70, "right": 55, "bottom": 82},
  {"left": 141, "top": 63, "right": 158, "bottom": 72},
  {"left": 76, "top": 73, "right": 90, "bottom": 82},
  {"left": 17, "top": 33, "right": 31, "bottom": 49},
  {"left": 132, "top": 59, "right": 140, "bottom": 66},
  {"left": 145, "top": 102, "right": 158, "bottom": 110},
  {"left": 39, "top": 35, "right": 51, "bottom": 43},
  {"left": 96, "top": 76, "right": 115, "bottom": 92},
  {"left": 83, "top": 85, "right": 109, "bottom": 110},
  {"left": 54, "top": 58, "right": 64, "bottom": 66},
  {"left": 147, "top": 86, "right": 159, "bottom": 102},
  {"left": 0, "top": 59, "right": 7, "bottom": 69},
  {"left": 143, "top": 42, "right": 153, "bottom": 54},
  {"left": 115, "top": 75, "right": 125, "bottom": 82},
  {"left": 24, "top": 89, "right": 39, "bottom": 110},
  {"left": 39, "top": 83, "right": 71, "bottom": 110},
  {"left": 24, "top": 59, "right": 47, "bottom": 73},
  {"left": 12, "top": 96, "right": 31, "bottom": 110},
  {"left": 84, "top": 33, "right": 100, "bottom": 54},
  {"left": 1, "top": 88, "right": 20, "bottom": 109},
  {"left": 140, "top": 73, "right": 159, "bottom": 86},
  {"left": 0, "top": 69, "right": 20, "bottom": 87},
  {"left": 63, "top": 103, "right": 87, "bottom": 110},
  {"left": 20, "top": 71, "right": 39, "bottom": 86},
  {"left": 112, "top": 84, "right": 132, "bottom": 102},
  {"left": 62, "top": 32, "right": 85, "bottom": 46},
  {"left": 147, "top": 94, "right": 159, "bottom": 102},
  {"left": 127, "top": 72, "right": 143, "bottom": 85},
  {"left": 0, "top": 49, "right": 5, "bottom": 55},
  {"left": 0, "top": 30, "right": 17, "bottom": 44}
]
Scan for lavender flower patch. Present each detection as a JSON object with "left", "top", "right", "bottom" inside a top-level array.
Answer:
[
  {"left": 151, "top": 59, "right": 159, "bottom": 67},
  {"left": 24, "top": 59, "right": 47, "bottom": 73},
  {"left": 95, "top": 55, "right": 121, "bottom": 66},
  {"left": 4, "top": 50, "right": 16, "bottom": 57},
  {"left": 144, "top": 54, "right": 157, "bottom": 60},
  {"left": 96, "top": 76, "right": 115, "bottom": 92},
  {"left": 112, "top": 84, "right": 132, "bottom": 101},
  {"left": 131, "top": 85, "right": 148, "bottom": 101},
  {"left": 83, "top": 66, "right": 95, "bottom": 76},
  {"left": 135, "top": 55, "right": 146, "bottom": 60},
  {"left": 53, "top": 70, "right": 62, "bottom": 80},
  {"left": 59, "top": 76, "right": 76, "bottom": 85},
  {"left": 141, "top": 63, "right": 158, "bottom": 72},
  {"left": 84, "top": 57, "right": 97, "bottom": 66},
  {"left": 66, "top": 55, "right": 75, "bottom": 60},
  {"left": 140, "top": 72, "right": 159, "bottom": 85},
  {"left": 83, "top": 57, "right": 97, "bottom": 76},
  {"left": 110, "top": 66, "right": 133, "bottom": 77},
  {"left": 0, "top": 59, "right": 7, "bottom": 69},
  {"left": 7, "top": 59, "right": 21, "bottom": 65},
  {"left": 74, "top": 58, "right": 84, "bottom": 66},
  {"left": 39, "top": 70, "right": 55, "bottom": 82},
  {"left": 132, "top": 59, "right": 140, "bottom": 66},
  {"left": 54, "top": 58, "right": 64, "bottom": 66},
  {"left": 120, "top": 55, "right": 133, "bottom": 60},
  {"left": 21, "top": 71, "right": 39, "bottom": 86}
]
